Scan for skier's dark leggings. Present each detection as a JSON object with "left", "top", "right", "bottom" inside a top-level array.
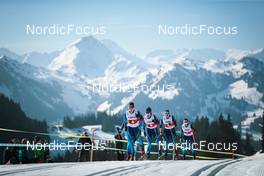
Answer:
[
  {"left": 182, "top": 136, "right": 195, "bottom": 157},
  {"left": 163, "top": 128, "right": 176, "bottom": 155}
]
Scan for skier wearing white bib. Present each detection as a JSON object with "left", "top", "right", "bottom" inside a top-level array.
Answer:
[
  {"left": 181, "top": 118, "right": 196, "bottom": 160},
  {"left": 159, "top": 109, "right": 178, "bottom": 160},
  {"left": 142, "top": 107, "right": 160, "bottom": 159},
  {"left": 121, "top": 102, "right": 145, "bottom": 161}
]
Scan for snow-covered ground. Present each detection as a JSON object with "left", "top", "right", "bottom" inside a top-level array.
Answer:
[{"left": 1, "top": 154, "right": 263, "bottom": 176}]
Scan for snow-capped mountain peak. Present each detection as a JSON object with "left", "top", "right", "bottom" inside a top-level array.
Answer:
[
  {"left": 48, "top": 36, "right": 113, "bottom": 77},
  {"left": 1, "top": 39, "right": 264, "bottom": 126},
  {"left": 101, "top": 39, "right": 153, "bottom": 69},
  {"left": 225, "top": 48, "right": 264, "bottom": 61}
]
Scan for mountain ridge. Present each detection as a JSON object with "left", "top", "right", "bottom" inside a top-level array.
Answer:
[{"left": 0, "top": 37, "right": 263, "bottom": 126}]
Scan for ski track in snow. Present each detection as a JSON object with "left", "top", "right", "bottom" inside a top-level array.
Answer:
[
  {"left": 0, "top": 153, "right": 264, "bottom": 176},
  {"left": 0, "top": 159, "right": 253, "bottom": 176}
]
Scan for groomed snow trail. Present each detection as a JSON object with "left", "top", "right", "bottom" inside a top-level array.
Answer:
[{"left": 0, "top": 155, "right": 263, "bottom": 176}]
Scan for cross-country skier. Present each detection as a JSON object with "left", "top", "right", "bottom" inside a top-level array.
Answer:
[
  {"left": 142, "top": 107, "right": 160, "bottom": 159},
  {"left": 181, "top": 118, "right": 196, "bottom": 160},
  {"left": 121, "top": 102, "right": 145, "bottom": 161},
  {"left": 159, "top": 110, "right": 178, "bottom": 160}
]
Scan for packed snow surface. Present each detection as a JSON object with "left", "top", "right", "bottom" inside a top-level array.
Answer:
[{"left": 1, "top": 154, "right": 264, "bottom": 176}]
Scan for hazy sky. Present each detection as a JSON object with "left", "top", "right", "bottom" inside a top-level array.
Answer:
[{"left": 0, "top": 0, "right": 263, "bottom": 56}]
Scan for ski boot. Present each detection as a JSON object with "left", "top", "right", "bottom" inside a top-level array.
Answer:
[
  {"left": 174, "top": 150, "right": 179, "bottom": 160},
  {"left": 164, "top": 154, "right": 168, "bottom": 160},
  {"left": 146, "top": 153, "right": 151, "bottom": 160},
  {"left": 132, "top": 154, "right": 136, "bottom": 161},
  {"left": 139, "top": 155, "right": 146, "bottom": 160},
  {"left": 193, "top": 154, "right": 196, "bottom": 160},
  {"left": 126, "top": 154, "right": 132, "bottom": 161},
  {"left": 158, "top": 150, "right": 164, "bottom": 160},
  {"left": 138, "top": 147, "right": 145, "bottom": 160}
]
